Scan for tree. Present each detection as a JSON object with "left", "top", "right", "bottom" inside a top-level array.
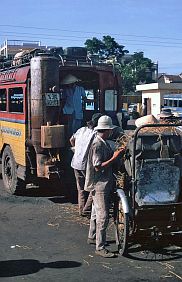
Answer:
[
  {"left": 85, "top": 35, "right": 129, "bottom": 60},
  {"left": 85, "top": 36, "right": 156, "bottom": 95},
  {"left": 120, "top": 52, "right": 155, "bottom": 95}
]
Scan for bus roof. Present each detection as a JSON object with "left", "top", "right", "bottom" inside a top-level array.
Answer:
[
  {"left": 0, "top": 66, "right": 30, "bottom": 84},
  {"left": 164, "top": 94, "right": 182, "bottom": 99}
]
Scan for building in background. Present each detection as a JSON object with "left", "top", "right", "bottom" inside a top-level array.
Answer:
[
  {"left": 136, "top": 74, "right": 182, "bottom": 118},
  {"left": 0, "top": 39, "right": 54, "bottom": 60}
]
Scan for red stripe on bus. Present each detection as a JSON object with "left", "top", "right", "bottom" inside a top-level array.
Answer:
[{"left": 0, "top": 112, "right": 25, "bottom": 121}]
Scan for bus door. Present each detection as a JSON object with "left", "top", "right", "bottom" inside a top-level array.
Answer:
[
  {"left": 84, "top": 88, "right": 100, "bottom": 122},
  {"left": 104, "top": 89, "right": 118, "bottom": 125},
  {"left": 147, "top": 98, "right": 152, "bottom": 115}
]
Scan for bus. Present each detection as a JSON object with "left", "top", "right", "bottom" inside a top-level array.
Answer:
[
  {"left": 163, "top": 94, "right": 182, "bottom": 117},
  {"left": 0, "top": 47, "right": 122, "bottom": 194}
]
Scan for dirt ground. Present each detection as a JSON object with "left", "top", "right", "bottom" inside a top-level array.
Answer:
[{"left": 0, "top": 179, "right": 182, "bottom": 281}]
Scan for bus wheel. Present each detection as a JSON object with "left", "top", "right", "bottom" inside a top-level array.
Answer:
[{"left": 2, "top": 146, "right": 22, "bottom": 194}]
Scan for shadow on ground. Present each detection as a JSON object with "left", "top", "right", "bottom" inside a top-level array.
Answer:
[
  {"left": 16, "top": 174, "right": 78, "bottom": 204},
  {"left": 0, "top": 260, "right": 81, "bottom": 277}
]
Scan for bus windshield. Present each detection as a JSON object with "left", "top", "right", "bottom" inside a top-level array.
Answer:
[{"left": 163, "top": 94, "right": 182, "bottom": 117}]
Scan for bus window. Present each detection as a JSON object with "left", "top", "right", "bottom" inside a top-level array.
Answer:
[
  {"left": 9, "top": 87, "right": 24, "bottom": 113},
  {"left": 168, "top": 100, "right": 173, "bottom": 107},
  {"left": 105, "top": 90, "right": 117, "bottom": 111},
  {"left": 173, "top": 100, "right": 178, "bottom": 107},
  {"left": 179, "top": 100, "right": 182, "bottom": 107},
  {"left": 0, "top": 89, "right": 7, "bottom": 111},
  {"left": 85, "top": 90, "right": 94, "bottom": 111},
  {"left": 164, "top": 99, "right": 167, "bottom": 106}
]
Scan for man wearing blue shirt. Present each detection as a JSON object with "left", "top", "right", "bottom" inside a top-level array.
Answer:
[{"left": 61, "top": 74, "right": 88, "bottom": 136}]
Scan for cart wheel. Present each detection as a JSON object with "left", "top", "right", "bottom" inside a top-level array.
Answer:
[{"left": 116, "top": 199, "right": 130, "bottom": 256}]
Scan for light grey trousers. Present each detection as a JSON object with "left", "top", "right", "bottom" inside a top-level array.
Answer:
[
  {"left": 74, "top": 169, "right": 93, "bottom": 214},
  {"left": 88, "top": 190, "right": 110, "bottom": 250}
]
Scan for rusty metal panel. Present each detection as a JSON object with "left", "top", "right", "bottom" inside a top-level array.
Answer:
[
  {"left": 136, "top": 159, "right": 180, "bottom": 206},
  {"left": 30, "top": 55, "right": 59, "bottom": 143}
]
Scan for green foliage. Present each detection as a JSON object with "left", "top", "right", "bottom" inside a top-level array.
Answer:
[
  {"left": 85, "top": 37, "right": 105, "bottom": 57},
  {"left": 85, "top": 35, "right": 129, "bottom": 60},
  {"left": 120, "top": 52, "right": 154, "bottom": 94},
  {"left": 84, "top": 36, "right": 156, "bottom": 95}
]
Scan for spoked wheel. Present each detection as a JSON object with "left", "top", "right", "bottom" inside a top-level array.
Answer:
[
  {"left": 2, "top": 146, "right": 24, "bottom": 194},
  {"left": 116, "top": 199, "right": 130, "bottom": 256}
]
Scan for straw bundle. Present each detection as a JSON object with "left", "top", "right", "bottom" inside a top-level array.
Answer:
[
  {"left": 115, "top": 133, "right": 132, "bottom": 151},
  {"left": 138, "top": 121, "right": 181, "bottom": 135},
  {"left": 116, "top": 171, "right": 126, "bottom": 188}
]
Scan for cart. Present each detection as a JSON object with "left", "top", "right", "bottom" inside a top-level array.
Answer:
[{"left": 114, "top": 123, "right": 182, "bottom": 256}]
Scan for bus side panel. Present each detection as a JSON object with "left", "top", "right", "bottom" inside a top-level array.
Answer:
[{"left": 0, "top": 120, "right": 26, "bottom": 166}]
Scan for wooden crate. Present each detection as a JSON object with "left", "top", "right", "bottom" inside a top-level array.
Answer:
[{"left": 41, "top": 125, "right": 65, "bottom": 148}]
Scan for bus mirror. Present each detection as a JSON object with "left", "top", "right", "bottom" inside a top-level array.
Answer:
[{"left": 49, "top": 85, "right": 59, "bottom": 93}]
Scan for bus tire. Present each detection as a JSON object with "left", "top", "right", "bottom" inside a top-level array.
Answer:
[{"left": 2, "top": 146, "right": 23, "bottom": 194}]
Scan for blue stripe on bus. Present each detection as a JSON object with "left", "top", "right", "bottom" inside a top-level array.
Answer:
[{"left": 0, "top": 117, "right": 25, "bottom": 124}]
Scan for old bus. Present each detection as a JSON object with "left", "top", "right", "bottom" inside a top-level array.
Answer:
[
  {"left": 0, "top": 48, "right": 122, "bottom": 194},
  {"left": 163, "top": 94, "right": 182, "bottom": 117}
]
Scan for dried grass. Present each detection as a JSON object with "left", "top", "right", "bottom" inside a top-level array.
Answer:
[
  {"left": 116, "top": 171, "right": 125, "bottom": 188},
  {"left": 116, "top": 133, "right": 132, "bottom": 151},
  {"left": 138, "top": 120, "right": 182, "bottom": 135}
]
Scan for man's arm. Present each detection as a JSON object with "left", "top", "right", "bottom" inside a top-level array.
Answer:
[
  {"left": 82, "top": 96, "right": 96, "bottom": 103},
  {"left": 95, "top": 148, "right": 125, "bottom": 171},
  {"left": 61, "top": 89, "right": 67, "bottom": 109},
  {"left": 57, "top": 90, "right": 66, "bottom": 124},
  {"left": 70, "top": 135, "right": 75, "bottom": 147},
  {"left": 80, "top": 87, "right": 96, "bottom": 103}
]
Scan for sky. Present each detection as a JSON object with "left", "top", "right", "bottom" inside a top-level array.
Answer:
[{"left": 0, "top": 0, "right": 182, "bottom": 74}]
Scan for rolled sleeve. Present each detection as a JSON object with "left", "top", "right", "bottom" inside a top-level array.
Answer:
[{"left": 92, "top": 143, "right": 103, "bottom": 167}]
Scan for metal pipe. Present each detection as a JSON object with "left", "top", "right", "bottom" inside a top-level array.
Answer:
[{"left": 116, "top": 188, "right": 130, "bottom": 214}]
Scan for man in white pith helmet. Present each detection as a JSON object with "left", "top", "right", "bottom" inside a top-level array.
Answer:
[{"left": 84, "top": 115, "right": 125, "bottom": 258}]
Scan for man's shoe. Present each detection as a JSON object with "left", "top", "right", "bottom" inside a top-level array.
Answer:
[
  {"left": 87, "top": 238, "right": 96, "bottom": 245},
  {"left": 95, "top": 249, "right": 115, "bottom": 258}
]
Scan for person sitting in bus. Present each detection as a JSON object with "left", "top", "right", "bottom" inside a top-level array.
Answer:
[{"left": 61, "top": 74, "right": 89, "bottom": 136}]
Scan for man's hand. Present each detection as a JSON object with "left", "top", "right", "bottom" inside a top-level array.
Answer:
[
  {"left": 112, "top": 148, "right": 125, "bottom": 159},
  {"left": 100, "top": 148, "right": 125, "bottom": 169},
  {"left": 70, "top": 136, "right": 75, "bottom": 147}
]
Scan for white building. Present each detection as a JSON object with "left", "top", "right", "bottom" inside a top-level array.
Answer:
[{"left": 136, "top": 75, "right": 182, "bottom": 118}]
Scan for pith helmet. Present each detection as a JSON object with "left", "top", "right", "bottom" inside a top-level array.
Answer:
[
  {"left": 95, "top": 115, "right": 116, "bottom": 130},
  {"left": 159, "top": 108, "right": 173, "bottom": 118},
  {"left": 135, "top": 114, "right": 158, "bottom": 127},
  {"left": 61, "top": 74, "right": 81, "bottom": 85}
]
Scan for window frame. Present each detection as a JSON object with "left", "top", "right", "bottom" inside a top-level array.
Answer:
[
  {"left": 104, "top": 89, "right": 117, "bottom": 112},
  {"left": 8, "top": 87, "right": 24, "bottom": 114},
  {"left": 0, "top": 88, "right": 7, "bottom": 112}
]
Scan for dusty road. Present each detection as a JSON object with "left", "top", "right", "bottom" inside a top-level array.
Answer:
[{"left": 0, "top": 179, "right": 181, "bottom": 281}]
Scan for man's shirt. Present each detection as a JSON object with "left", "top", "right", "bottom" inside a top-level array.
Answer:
[
  {"left": 71, "top": 126, "right": 95, "bottom": 170},
  {"left": 84, "top": 135, "right": 114, "bottom": 192},
  {"left": 62, "top": 86, "right": 86, "bottom": 119}
]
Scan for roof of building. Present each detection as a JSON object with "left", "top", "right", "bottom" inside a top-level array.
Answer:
[{"left": 158, "top": 74, "right": 182, "bottom": 83}]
